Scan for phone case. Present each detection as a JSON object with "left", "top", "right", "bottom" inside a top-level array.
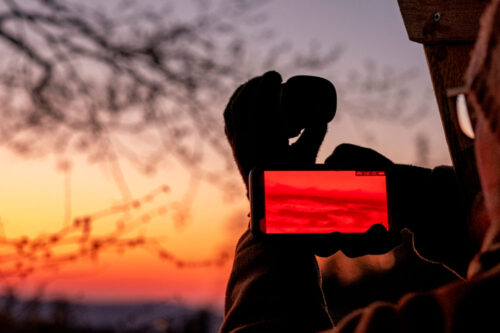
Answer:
[{"left": 249, "top": 165, "right": 396, "bottom": 243}]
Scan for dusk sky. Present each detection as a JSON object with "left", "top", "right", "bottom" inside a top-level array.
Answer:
[
  {"left": 263, "top": 0, "right": 450, "bottom": 166},
  {"left": 0, "top": 0, "right": 452, "bottom": 309}
]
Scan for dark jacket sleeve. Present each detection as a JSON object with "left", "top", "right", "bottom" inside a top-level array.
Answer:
[
  {"left": 219, "top": 229, "right": 333, "bottom": 333},
  {"left": 330, "top": 242, "right": 500, "bottom": 333},
  {"left": 328, "top": 266, "right": 500, "bottom": 333},
  {"left": 219, "top": 225, "right": 500, "bottom": 333}
]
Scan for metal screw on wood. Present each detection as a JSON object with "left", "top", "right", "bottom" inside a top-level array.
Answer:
[{"left": 434, "top": 12, "right": 441, "bottom": 22}]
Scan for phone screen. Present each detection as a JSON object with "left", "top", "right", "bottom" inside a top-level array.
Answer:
[{"left": 262, "top": 170, "right": 388, "bottom": 234}]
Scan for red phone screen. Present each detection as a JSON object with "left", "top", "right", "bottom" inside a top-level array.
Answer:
[{"left": 262, "top": 170, "right": 388, "bottom": 234}]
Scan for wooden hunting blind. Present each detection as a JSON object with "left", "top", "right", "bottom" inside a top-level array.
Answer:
[{"left": 397, "top": 0, "right": 489, "bottom": 206}]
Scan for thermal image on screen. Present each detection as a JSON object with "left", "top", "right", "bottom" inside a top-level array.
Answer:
[{"left": 262, "top": 170, "right": 388, "bottom": 234}]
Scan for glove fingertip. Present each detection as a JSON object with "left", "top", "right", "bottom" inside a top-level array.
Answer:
[{"left": 325, "top": 144, "right": 393, "bottom": 169}]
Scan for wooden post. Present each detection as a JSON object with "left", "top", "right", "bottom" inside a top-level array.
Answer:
[{"left": 397, "top": 0, "right": 488, "bottom": 204}]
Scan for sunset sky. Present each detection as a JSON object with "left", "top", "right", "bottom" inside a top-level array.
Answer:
[{"left": 0, "top": 0, "right": 452, "bottom": 310}]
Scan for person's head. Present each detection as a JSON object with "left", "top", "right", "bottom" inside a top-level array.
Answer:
[{"left": 465, "top": 0, "right": 500, "bottom": 250}]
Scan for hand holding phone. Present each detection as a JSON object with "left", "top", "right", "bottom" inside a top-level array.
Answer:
[{"left": 250, "top": 167, "right": 400, "bottom": 256}]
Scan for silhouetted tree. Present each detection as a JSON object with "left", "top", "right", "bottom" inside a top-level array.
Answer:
[{"left": 0, "top": 0, "right": 342, "bottom": 192}]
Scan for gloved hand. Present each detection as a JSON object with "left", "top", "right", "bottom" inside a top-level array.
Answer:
[
  {"left": 223, "top": 71, "right": 335, "bottom": 193},
  {"left": 324, "top": 143, "right": 471, "bottom": 276},
  {"left": 317, "top": 143, "right": 402, "bottom": 257}
]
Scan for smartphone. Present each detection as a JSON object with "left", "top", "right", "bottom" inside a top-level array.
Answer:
[{"left": 250, "top": 167, "right": 392, "bottom": 239}]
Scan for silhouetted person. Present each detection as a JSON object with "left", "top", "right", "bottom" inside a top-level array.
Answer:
[{"left": 219, "top": 1, "right": 500, "bottom": 332}]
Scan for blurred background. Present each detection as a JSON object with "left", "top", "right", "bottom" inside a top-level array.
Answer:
[{"left": 0, "top": 0, "right": 454, "bottom": 332}]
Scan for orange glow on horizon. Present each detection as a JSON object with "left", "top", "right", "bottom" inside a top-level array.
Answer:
[{"left": 0, "top": 149, "right": 247, "bottom": 306}]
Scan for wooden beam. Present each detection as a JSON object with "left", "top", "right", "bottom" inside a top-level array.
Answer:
[
  {"left": 423, "top": 44, "right": 481, "bottom": 202},
  {"left": 398, "top": 0, "right": 489, "bottom": 44},
  {"left": 397, "top": 0, "right": 484, "bottom": 204}
]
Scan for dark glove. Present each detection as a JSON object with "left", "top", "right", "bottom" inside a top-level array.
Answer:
[
  {"left": 315, "top": 143, "right": 403, "bottom": 257},
  {"left": 408, "top": 166, "right": 471, "bottom": 276},
  {"left": 323, "top": 144, "right": 471, "bottom": 275},
  {"left": 223, "top": 71, "right": 335, "bottom": 192}
]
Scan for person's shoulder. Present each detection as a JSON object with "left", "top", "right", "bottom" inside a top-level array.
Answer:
[{"left": 331, "top": 265, "right": 500, "bottom": 333}]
